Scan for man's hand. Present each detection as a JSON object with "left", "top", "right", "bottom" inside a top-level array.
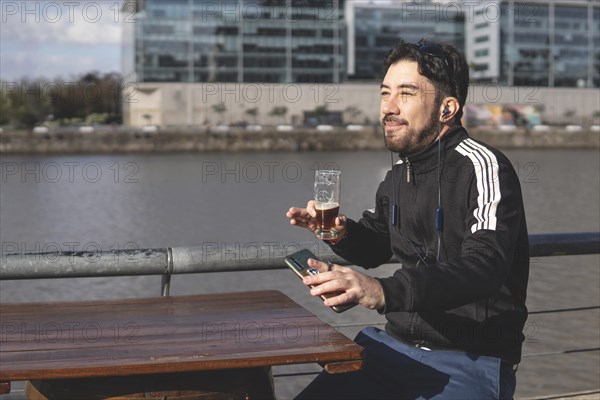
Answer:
[
  {"left": 302, "top": 258, "right": 385, "bottom": 311},
  {"left": 286, "top": 200, "right": 347, "bottom": 241}
]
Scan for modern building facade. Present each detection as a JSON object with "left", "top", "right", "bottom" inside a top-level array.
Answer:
[
  {"left": 123, "top": 0, "right": 599, "bottom": 87},
  {"left": 122, "top": 0, "right": 345, "bottom": 85},
  {"left": 466, "top": 0, "right": 599, "bottom": 87},
  {"left": 346, "top": 0, "right": 599, "bottom": 86},
  {"left": 346, "top": 1, "right": 466, "bottom": 81}
]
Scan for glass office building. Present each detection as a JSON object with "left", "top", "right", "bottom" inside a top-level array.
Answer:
[
  {"left": 346, "top": 1, "right": 465, "bottom": 81},
  {"left": 353, "top": 0, "right": 598, "bottom": 87},
  {"left": 122, "top": 0, "right": 345, "bottom": 84},
  {"left": 467, "top": 0, "right": 599, "bottom": 87},
  {"left": 123, "top": 0, "right": 598, "bottom": 87}
]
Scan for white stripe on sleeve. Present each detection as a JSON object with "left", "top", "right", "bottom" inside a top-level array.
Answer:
[{"left": 456, "top": 139, "right": 501, "bottom": 232}]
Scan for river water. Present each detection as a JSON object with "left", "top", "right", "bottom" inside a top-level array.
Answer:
[{"left": 1, "top": 148, "right": 599, "bottom": 398}]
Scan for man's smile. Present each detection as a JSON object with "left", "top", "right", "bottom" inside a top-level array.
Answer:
[{"left": 383, "top": 116, "right": 408, "bottom": 134}]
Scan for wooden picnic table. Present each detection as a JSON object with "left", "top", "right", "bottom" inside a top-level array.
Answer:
[{"left": 0, "top": 290, "right": 363, "bottom": 399}]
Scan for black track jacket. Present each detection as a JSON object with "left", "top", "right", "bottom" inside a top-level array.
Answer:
[{"left": 330, "top": 126, "right": 529, "bottom": 364}]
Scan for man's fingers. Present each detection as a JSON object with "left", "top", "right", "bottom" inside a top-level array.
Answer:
[
  {"left": 289, "top": 219, "right": 315, "bottom": 232},
  {"left": 286, "top": 207, "right": 309, "bottom": 219},
  {"left": 334, "top": 215, "right": 347, "bottom": 232},
  {"left": 287, "top": 206, "right": 318, "bottom": 231},
  {"left": 306, "top": 200, "right": 317, "bottom": 218},
  {"left": 307, "top": 258, "right": 330, "bottom": 273}
]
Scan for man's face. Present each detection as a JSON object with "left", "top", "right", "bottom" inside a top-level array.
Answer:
[{"left": 380, "top": 60, "right": 440, "bottom": 155}]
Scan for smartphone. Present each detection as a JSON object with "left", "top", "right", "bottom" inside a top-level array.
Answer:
[{"left": 284, "top": 249, "right": 356, "bottom": 313}]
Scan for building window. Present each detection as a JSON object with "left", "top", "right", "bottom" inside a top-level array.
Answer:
[
  {"left": 475, "top": 49, "right": 489, "bottom": 57},
  {"left": 475, "top": 35, "right": 489, "bottom": 43},
  {"left": 293, "top": 29, "right": 317, "bottom": 37},
  {"left": 144, "top": 25, "right": 175, "bottom": 35},
  {"left": 257, "top": 28, "right": 287, "bottom": 37}
]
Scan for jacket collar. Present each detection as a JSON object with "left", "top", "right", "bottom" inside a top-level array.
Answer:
[{"left": 397, "top": 125, "right": 468, "bottom": 171}]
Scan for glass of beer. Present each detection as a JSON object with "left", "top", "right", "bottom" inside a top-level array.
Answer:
[{"left": 314, "top": 170, "right": 341, "bottom": 240}]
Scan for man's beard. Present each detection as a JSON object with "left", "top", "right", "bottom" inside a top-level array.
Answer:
[{"left": 382, "top": 110, "right": 439, "bottom": 155}]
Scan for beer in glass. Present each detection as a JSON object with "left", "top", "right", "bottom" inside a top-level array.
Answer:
[{"left": 314, "top": 170, "right": 341, "bottom": 239}]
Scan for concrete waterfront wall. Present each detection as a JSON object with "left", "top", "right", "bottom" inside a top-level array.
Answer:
[
  {"left": 0, "top": 129, "right": 383, "bottom": 154},
  {"left": 1, "top": 128, "right": 598, "bottom": 154}
]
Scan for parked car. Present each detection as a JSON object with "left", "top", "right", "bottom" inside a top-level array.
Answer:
[
  {"left": 33, "top": 126, "right": 49, "bottom": 134},
  {"left": 141, "top": 125, "right": 159, "bottom": 133},
  {"left": 276, "top": 124, "right": 294, "bottom": 132},
  {"left": 316, "top": 124, "right": 334, "bottom": 131},
  {"left": 246, "top": 124, "right": 262, "bottom": 132},
  {"left": 78, "top": 126, "right": 95, "bottom": 133},
  {"left": 346, "top": 124, "right": 364, "bottom": 131}
]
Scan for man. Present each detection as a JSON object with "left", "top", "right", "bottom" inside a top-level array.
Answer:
[{"left": 286, "top": 39, "right": 529, "bottom": 399}]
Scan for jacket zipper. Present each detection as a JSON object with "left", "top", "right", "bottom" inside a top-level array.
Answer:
[
  {"left": 404, "top": 156, "right": 417, "bottom": 336},
  {"left": 409, "top": 313, "right": 416, "bottom": 336}
]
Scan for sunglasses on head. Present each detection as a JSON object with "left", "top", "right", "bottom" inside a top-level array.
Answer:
[{"left": 417, "top": 43, "right": 447, "bottom": 61}]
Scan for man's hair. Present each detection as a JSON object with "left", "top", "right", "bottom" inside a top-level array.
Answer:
[{"left": 383, "top": 39, "right": 470, "bottom": 122}]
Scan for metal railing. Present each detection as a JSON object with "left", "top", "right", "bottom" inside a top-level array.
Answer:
[{"left": 2, "top": 232, "right": 599, "bottom": 296}]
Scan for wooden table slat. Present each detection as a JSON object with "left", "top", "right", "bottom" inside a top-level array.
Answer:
[
  {"left": 0, "top": 291, "right": 292, "bottom": 315},
  {"left": 0, "top": 319, "right": 348, "bottom": 360},
  {"left": 0, "top": 308, "right": 316, "bottom": 345}
]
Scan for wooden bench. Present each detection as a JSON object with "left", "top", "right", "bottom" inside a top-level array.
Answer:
[{"left": 0, "top": 290, "right": 363, "bottom": 399}]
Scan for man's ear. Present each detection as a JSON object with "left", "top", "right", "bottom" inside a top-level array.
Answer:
[{"left": 439, "top": 97, "right": 460, "bottom": 122}]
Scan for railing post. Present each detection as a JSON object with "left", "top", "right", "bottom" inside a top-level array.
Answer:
[{"left": 161, "top": 248, "right": 174, "bottom": 296}]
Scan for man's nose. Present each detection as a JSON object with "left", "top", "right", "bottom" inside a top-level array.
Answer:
[{"left": 381, "top": 98, "right": 400, "bottom": 115}]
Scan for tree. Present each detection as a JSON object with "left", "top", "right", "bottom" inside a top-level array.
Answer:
[
  {"left": 0, "top": 81, "right": 13, "bottom": 126},
  {"left": 212, "top": 103, "right": 227, "bottom": 123},
  {"left": 0, "top": 71, "right": 123, "bottom": 130},
  {"left": 314, "top": 104, "right": 328, "bottom": 114},
  {"left": 2, "top": 78, "right": 53, "bottom": 129},
  {"left": 269, "top": 106, "right": 288, "bottom": 124},
  {"left": 245, "top": 107, "right": 259, "bottom": 124},
  {"left": 143, "top": 114, "right": 153, "bottom": 125},
  {"left": 343, "top": 106, "right": 362, "bottom": 124}
]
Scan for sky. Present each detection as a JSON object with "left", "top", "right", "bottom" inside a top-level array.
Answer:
[{"left": 0, "top": 0, "right": 123, "bottom": 81}]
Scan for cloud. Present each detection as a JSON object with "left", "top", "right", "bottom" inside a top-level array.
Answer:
[
  {"left": 0, "top": 1, "right": 122, "bottom": 80},
  {"left": 64, "top": 20, "right": 122, "bottom": 45},
  {"left": 1, "top": 49, "right": 119, "bottom": 81},
  {"left": 1, "top": 1, "right": 122, "bottom": 45}
]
